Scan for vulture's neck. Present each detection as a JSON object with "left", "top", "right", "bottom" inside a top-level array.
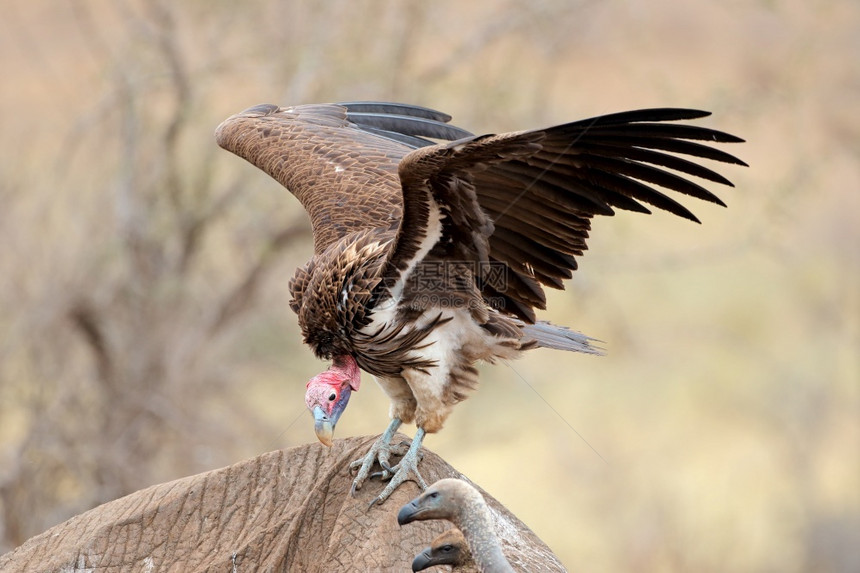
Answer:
[
  {"left": 331, "top": 354, "right": 360, "bottom": 385},
  {"left": 454, "top": 500, "right": 513, "bottom": 573}
]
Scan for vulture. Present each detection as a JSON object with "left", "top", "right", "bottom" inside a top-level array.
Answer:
[
  {"left": 399, "top": 478, "right": 513, "bottom": 573},
  {"left": 412, "top": 528, "right": 476, "bottom": 572},
  {"left": 215, "top": 101, "right": 745, "bottom": 504}
]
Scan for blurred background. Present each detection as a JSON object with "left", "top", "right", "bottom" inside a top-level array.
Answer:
[{"left": 1, "top": 1, "right": 857, "bottom": 571}]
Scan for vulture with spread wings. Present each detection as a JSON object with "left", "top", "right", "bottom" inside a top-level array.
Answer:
[{"left": 216, "top": 102, "right": 745, "bottom": 504}]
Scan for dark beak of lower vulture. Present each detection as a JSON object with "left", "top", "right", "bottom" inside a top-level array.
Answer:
[{"left": 411, "top": 547, "right": 433, "bottom": 572}]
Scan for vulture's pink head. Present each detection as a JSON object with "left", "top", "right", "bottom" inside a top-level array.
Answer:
[{"left": 305, "top": 355, "right": 361, "bottom": 447}]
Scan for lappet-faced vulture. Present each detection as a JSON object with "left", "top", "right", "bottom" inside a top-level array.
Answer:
[{"left": 215, "top": 101, "right": 745, "bottom": 504}]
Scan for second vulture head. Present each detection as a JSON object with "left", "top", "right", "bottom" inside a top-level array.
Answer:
[
  {"left": 304, "top": 355, "right": 361, "bottom": 446},
  {"left": 412, "top": 528, "right": 472, "bottom": 572}
]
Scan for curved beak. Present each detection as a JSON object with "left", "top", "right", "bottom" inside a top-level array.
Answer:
[
  {"left": 313, "top": 405, "right": 334, "bottom": 447},
  {"left": 411, "top": 547, "right": 433, "bottom": 572},
  {"left": 397, "top": 500, "right": 420, "bottom": 525}
]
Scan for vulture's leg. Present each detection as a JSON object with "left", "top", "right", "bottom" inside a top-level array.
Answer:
[
  {"left": 350, "top": 417, "right": 402, "bottom": 496},
  {"left": 368, "top": 427, "right": 427, "bottom": 506}
]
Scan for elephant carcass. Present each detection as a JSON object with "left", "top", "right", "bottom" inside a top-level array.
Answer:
[{"left": 0, "top": 435, "right": 566, "bottom": 572}]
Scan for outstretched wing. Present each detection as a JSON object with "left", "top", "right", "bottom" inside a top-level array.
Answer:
[
  {"left": 215, "top": 102, "right": 471, "bottom": 254},
  {"left": 389, "top": 108, "right": 746, "bottom": 322}
]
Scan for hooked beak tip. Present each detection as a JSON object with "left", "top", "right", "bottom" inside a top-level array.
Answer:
[
  {"left": 313, "top": 406, "right": 334, "bottom": 447},
  {"left": 397, "top": 503, "right": 417, "bottom": 526},
  {"left": 316, "top": 426, "right": 333, "bottom": 447}
]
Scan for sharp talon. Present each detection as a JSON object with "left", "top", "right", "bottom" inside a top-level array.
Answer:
[
  {"left": 370, "top": 467, "right": 395, "bottom": 481},
  {"left": 346, "top": 421, "right": 428, "bottom": 506},
  {"left": 363, "top": 427, "right": 428, "bottom": 505},
  {"left": 348, "top": 418, "right": 403, "bottom": 500},
  {"left": 389, "top": 441, "right": 411, "bottom": 457}
]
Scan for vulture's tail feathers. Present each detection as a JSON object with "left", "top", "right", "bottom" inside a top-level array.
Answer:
[{"left": 521, "top": 321, "right": 605, "bottom": 355}]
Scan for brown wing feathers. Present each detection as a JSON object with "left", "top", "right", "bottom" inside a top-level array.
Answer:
[
  {"left": 218, "top": 103, "right": 744, "bottom": 327},
  {"left": 390, "top": 132, "right": 548, "bottom": 314},
  {"left": 215, "top": 103, "right": 471, "bottom": 256},
  {"left": 394, "top": 107, "right": 744, "bottom": 322}
]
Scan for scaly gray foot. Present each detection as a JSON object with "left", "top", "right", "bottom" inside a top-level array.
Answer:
[
  {"left": 368, "top": 427, "right": 427, "bottom": 507},
  {"left": 370, "top": 440, "right": 413, "bottom": 480},
  {"left": 350, "top": 418, "right": 402, "bottom": 496}
]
